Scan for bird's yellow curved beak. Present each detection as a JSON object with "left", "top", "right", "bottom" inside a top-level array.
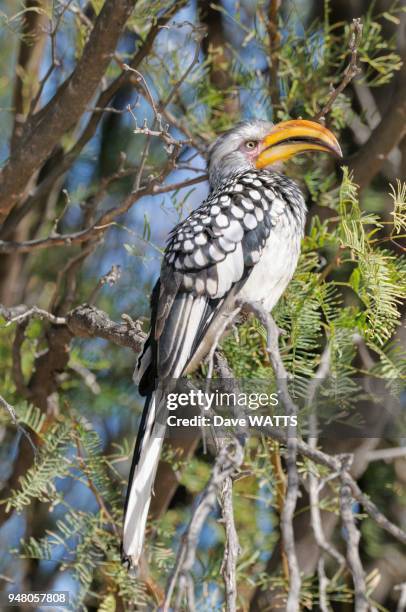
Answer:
[{"left": 256, "top": 119, "right": 342, "bottom": 168}]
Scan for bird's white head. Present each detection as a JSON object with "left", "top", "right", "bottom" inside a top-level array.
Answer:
[{"left": 207, "top": 118, "right": 342, "bottom": 186}]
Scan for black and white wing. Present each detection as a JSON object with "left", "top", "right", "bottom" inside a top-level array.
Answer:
[{"left": 137, "top": 170, "right": 292, "bottom": 390}]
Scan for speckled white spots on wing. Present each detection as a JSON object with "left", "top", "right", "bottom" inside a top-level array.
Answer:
[
  {"left": 243, "top": 213, "right": 257, "bottom": 230},
  {"left": 211, "top": 205, "right": 220, "bottom": 215},
  {"left": 209, "top": 244, "right": 225, "bottom": 262},
  {"left": 167, "top": 252, "right": 176, "bottom": 264},
  {"left": 220, "top": 195, "right": 230, "bottom": 204},
  {"left": 233, "top": 183, "right": 243, "bottom": 192},
  {"left": 206, "top": 277, "right": 218, "bottom": 296},
  {"left": 218, "top": 236, "right": 236, "bottom": 252},
  {"left": 195, "top": 233, "right": 207, "bottom": 246},
  {"left": 248, "top": 250, "right": 261, "bottom": 264},
  {"left": 184, "top": 255, "right": 195, "bottom": 268},
  {"left": 253, "top": 179, "right": 262, "bottom": 187},
  {"left": 272, "top": 197, "right": 285, "bottom": 215},
  {"left": 249, "top": 189, "right": 261, "bottom": 201},
  {"left": 183, "top": 274, "right": 194, "bottom": 289},
  {"left": 183, "top": 239, "right": 194, "bottom": 252},
  {"left": 215, "top": 242, "right": 244, "bottom": 297},
  {"left": 195, "top": 277, "right": 205, "bottom": 294},
  {"left": 215, "top": 214, "right": 229, "bottom": 228},
  {"left": 241, "top": 198, "right": 254, "bottom": 211},
  {"left": 264, "top": 188, "right": 275, "bottom": 201},
  {"left": 230, "top": 205, "right": 244, "bottom": 219},
  {"left": 223, "top": 219, "right": 244, "bottom": 242},
  {"left": 255, "top": 207, "right": 264, "bottom": 222},
  {"left": 194, "top": 249, "right": 207, "bottom": 267}
]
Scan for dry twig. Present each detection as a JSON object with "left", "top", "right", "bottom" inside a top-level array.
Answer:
[
  {"left": 340, "top": 471, "right": 369, "bottom": 611},
  {"left": 163, "top": 441, "right": 244, "bottom": 612},
  {"left": 0, "top": 395, "right": 36, "bottom": 455},
  {"left": 315, "top": 19, "right": 363, "bottom": 120},
  {"left": 240, "top": 301, "right": 301, "bottom": 611}
]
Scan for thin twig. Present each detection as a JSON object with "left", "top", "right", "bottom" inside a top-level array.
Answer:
[
  {"left": 314, "top": 19, "right": 363, "bottom": 120},
  {"left": 218, "top": 474, "right": 240, "bottom": 612},
  {"left": 307, "top": 345, "right": 345, "bottom": 566},
  {"left": 340, "top": 471, "right": 369, "bottom": 611},
  {"left": 0, "top": 394, "right": 36, "bottom": 455},
  {"left": 163, "top": 441, "right": 243, "bottom": 612},
  {"left": 395, "top": 582, "right": 406, "bottom": 612},
  {"left": 266, "top": 0, "right": 281, "bottom": 110},
  {"left": 365, "top": 447, "right": 406, "bottom": 462},
  {"left": 240, "top": 301, "right": 301, "bottom": 611},
  {"left": 88, "top": 264, "right": 121, "bottom": 305},
  {"left": 0, "top": 174, "right": 208, "bottom": 254},
  {"left": 3, "top": 306, "right": 66, "bottom": 327}
]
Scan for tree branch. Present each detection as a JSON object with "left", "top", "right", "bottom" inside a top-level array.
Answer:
[
  {"left": 340, "top": 473, "right": 369, "bottom": 611},
  {"left": 0, "top": 0, "right": 137, "bottom": 222},
  {"left": 240, "top": 301, "right": 301, "bottom": 611},
  {"left": 314, "top": 18, "right": 363, "bottom": 121},
  {"left": 163, "top": 440, "right": 244, "bottom": 612},
  {"left": 349, "top": 61, "right": 406, "bottom": 190},
  {"left": 66, "top": 304, "right": 146, "bottom": 352},
  {"left": 0, "top": 174, "right": 208, "bottom": 254},
  {"left": 0, "top": 394, "right": 36, "bottom": 455}
]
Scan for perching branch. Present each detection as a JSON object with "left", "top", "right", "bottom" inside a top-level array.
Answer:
[{"left": 1, "top": 303, "right": 146, "bottom": 353}]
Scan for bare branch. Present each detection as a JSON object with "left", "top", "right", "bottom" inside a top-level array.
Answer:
[
  {"left": 88, "top": 264, "right": 122, "bottom": 305},
  {"left": 1, "top": 2, "right": 191, "bottom": 237},
  {"left": 365, "top": 447, "right": 406, "bottom": 463},
  {"left": 314, "top": 19, "right": 363, "bottom": 121},
  {"left": 266, "top": 0, "right": 281, "bottom": 111},
  {"left": 0, "top": 175, "right": 208, "bottom": 254},
  {"left": 1, "top": 302, "right": 146, "bottom": 355},
  {"left": 0, "top": 0, "right": 137, "bottom": 222},
  {"left": 163, "top": 441, "right": 243, "bottom": 612},
  {"left": 0, "top": 394, "right": 36, "bottom": 455},
  {"left": 340, "top": 473, "right": 369, "bottom": 611},
  {"left": 350, "top": 61, "right": 406, "bottom": 190},
  {"left": 307, "top": 346, "right": 345, "bottom": 567},
  {"left": 395, "top": 582, "right": 406, "bottom": 612},
  {"left": 218, "top": 475, "right": 240, "bottom": 612},
  {"left": 240, "top": 301, "right": 301, "bottom": 611},
  {"left": 11, "top": 0, "right": 49, "bottom": 148},
  {"left": 285, "top": 433, "right": 406, "bottom": 546},
  {"left": 3, "top": 306, "right": 66, "bottom": 327},
  {"left": 66, "top": 304, "right": 146, "bottom": 353}
]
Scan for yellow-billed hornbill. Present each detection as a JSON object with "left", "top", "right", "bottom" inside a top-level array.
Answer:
[{"left": 122, "top": 119, "right": 342, "bottom": 568}]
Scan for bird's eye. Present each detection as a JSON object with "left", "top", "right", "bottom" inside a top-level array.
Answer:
[{"left": 245, "top": 140, "right": 258, "bottom": 150}]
